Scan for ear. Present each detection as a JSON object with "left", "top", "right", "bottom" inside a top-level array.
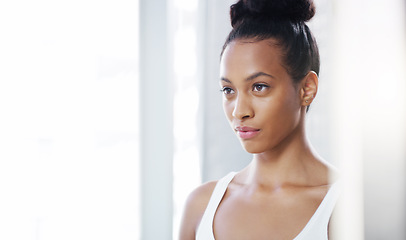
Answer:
[{"left": 300, "top": 71, "right": 318, "bottom": 106}]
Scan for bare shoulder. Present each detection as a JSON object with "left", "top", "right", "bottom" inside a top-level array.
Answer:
[
  {"left": 184, "top": 180, "right": 218, "bottom": 217},
  {"left": 178, "top": 180, "right": 218, "bottom": 240}
]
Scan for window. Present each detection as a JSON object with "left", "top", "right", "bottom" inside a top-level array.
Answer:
[{"left": 0, "top": 1, "right": 140, "bottom": 239}]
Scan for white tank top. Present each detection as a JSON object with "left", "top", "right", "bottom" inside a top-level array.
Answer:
[{"left": 196, "top": 172, "right": 340, "bottom": 240}]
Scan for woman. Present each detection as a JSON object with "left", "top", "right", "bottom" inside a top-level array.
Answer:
[{"left": 179, "top": 0, "right": 339, "bottom": 239}]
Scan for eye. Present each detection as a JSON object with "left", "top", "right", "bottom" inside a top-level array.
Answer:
[
  {"left": 220, "top": 87, "right": 235, "bottom": 95},
  {"left": 252, "top": 83, "right": 269, "bottom": 92}
]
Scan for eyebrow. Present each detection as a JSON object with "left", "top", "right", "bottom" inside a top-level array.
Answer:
[{"left": 221, "top": 72, "right": 275, "bottom": 83}]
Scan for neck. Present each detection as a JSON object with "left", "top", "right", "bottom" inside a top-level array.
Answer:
[{"left": 240, "top": 120, "right": 328, "bottom": 188}]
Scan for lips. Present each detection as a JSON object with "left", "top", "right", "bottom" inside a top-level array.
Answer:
[{"left": 235, "top": 126, "right": 260, "bottom": 139}]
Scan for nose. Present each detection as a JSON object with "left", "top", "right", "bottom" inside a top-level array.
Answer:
[{"left": 232, "top": 94, "right": 254, "bottom": 120}]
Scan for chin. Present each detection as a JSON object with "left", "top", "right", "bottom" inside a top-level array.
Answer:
[{"left": 240, "top": 141, "right": 268, "bottom": 154}]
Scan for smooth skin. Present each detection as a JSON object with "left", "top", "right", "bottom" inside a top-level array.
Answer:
[{"left": 179, "top": 39, "right": 337, "bottom": 240}]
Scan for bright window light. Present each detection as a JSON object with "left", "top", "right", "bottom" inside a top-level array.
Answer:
[
  {"left": 0, "top": 1, "right": 140, "bottom": 239},
  {"left": 172, "top": 2, "right": 201, "bottom": 239}
]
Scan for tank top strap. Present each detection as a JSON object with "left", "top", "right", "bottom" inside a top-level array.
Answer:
[
  {"left": 294, "top": 180, "right": 342, "bottom": 239},
  {"left": 196, "top": 172, "right": 237, "bottom": 240}
]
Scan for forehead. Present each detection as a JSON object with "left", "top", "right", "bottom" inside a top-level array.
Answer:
[{"left": 220, "top": 39, "right": 286, "bottom": 79}]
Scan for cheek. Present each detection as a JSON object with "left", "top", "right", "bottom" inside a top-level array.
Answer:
[
  {"left": 276, "top": 86, "right": 301, "bottom": 112},
  {"left": 223, "top": 100, "right": 234, "bottom": 121},
  {"left": 259, "top": 91, "right": 301, "bottom": 127}
]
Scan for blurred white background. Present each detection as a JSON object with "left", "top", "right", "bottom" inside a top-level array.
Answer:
[{"left": 1, "top": 0, "right": 405, "bottom": 239}]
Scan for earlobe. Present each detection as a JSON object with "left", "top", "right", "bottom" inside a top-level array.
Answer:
[{"left": 301, "top": 71, "right": 318, "bottom": 106}]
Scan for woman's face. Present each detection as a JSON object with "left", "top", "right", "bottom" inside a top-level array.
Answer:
[{"left": 220, "top": 39, "right": 304, "bottom": 154}]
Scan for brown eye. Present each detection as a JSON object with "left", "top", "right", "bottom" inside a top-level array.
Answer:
[
  {"left": 220, "top": 87, "right": 235, "bottom": 95},
  {"left": 252, "top": 83, "right": 269, "bottom": 92}
]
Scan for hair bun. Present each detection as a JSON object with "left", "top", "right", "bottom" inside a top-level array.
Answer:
[{"left": 230, "top": 0, "right": 316, "bottom": 27}]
